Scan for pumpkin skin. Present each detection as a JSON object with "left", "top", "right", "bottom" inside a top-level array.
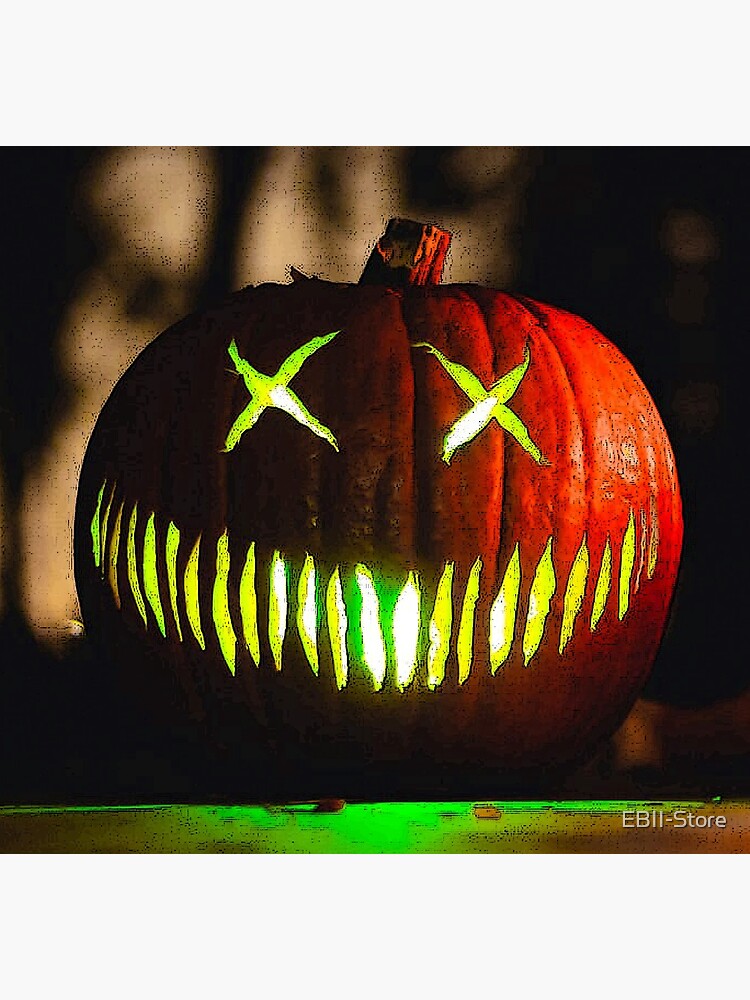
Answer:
[{"left": 74, "top": 269, "right": 683, "bottom": 795}]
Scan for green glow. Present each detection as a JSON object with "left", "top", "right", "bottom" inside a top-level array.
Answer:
[
  {"left": 126, "top": 504, "right": 148, "bottom": 627},
  {"left": 590, "top": 539, "right": 612, "bottom": 632},
  {"left": 224, "top": 332, "right": 340, "bottom": 453},
  {"left": 166, "top": 521, "right": 183, "bottom": 642},
  {"left": 559, "top": 535, "right": 589, "bottom": 654},
  {"left": 648, "top": 496, "right": 659, "bottom": 579},
  {"left": 326, "top": 566, "right": 348, "bottom": 690},
  {"left": 457, "top": 557, "right": 482, "bottom": 685},
  {"left": 489, "top": 543, "right": 521, "bottom": 673},
  {"left": 269, "top": 550, "right": 288, "bottom": 672},
  {"left": 239, "top": 542, "right": 260, "bottom": 666},
  {"left": 413, "top": 341, "right": 546, "bottom": 465},
  {"left": 213, "top": 531, "right": 237, "bottom": 675},
  {"left": 143, "top": 512, "right": 166, "bottom": 638},
  {"left": 107, "top": 501, "right": 124, "bottom": 610},
  {"left": 426, "top": 562, "right": 454, "bottom": 690},
  {"left": 185, "top": 535, "right": 206, "bottom": 651},
  {"left": 522, "top": 536, "right": 556, "bottom": 667},
  {"left": 99, "top": 484, "right": 115, "bottom": 579},
  {"left": 90, "top": 481, "right": 106, "bottom": 568},
  {"left": 618, "top": 509, "right": 636, "bottom": 621},
  {"left": 355, "top": 564, "right": 386, "bottom": 690},
  {"left": 393, "top": 571, "right": 421, "bottom": 690},
  {"left": 297, "top": 554, "right": 319, "bottom": 676}
]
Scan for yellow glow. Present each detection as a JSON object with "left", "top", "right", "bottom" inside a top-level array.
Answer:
[
  {"left": 91, "top": 481, "right": 106, "bottom": 568},
  {"left": 213, "top": 531, "right": 236, "bottom": 675},
  {"left": 618, "top": 509, "right": 636, "bottom": 621},
  {"left": 355, "top": 563, "right": 386, "bottom": 690},
  {"left": 269, "top": 550, "right": 287, "bottom": 671},
  {"left": 166, "top": 520, "right": 183, "bottom": 642},
  {"left": 99, "top": 484, "right": 115, "bottom": 579},
  {"left": 647, "top": 496, "right": 659, "bottom": 579},
  {"left": 393, "top": 570, "right": 421, "bottom": 690},
  {"left": 239, "top": 542, "right": 260, "bottom": 666},
  {"left": 522, "top": 536, "right": 556, "bottom": 667},
  {"left": 590, "top": 539, "right": 612, "bottom": 632},
  {"left": 184, "top": 535, "right": 206, "bottom": 651},
  {"left": 126, "top": 503, "right": 147, "bottom": 627},
  {"left": 143, "top": 512, "right": 166, "bottom": 638},
  {"left": 489, "top": 543, "right": 521, "bottom": 672},
  {"left": 297, "top": 554, "right": 319, "bottom": 676},
  {"left": 559, "top": 535, "right": 589, "bottom": 654},
  {"left": 107, "top": 501, "right": 124, "bottom": 610},
  {"left": 457, "top": 557, "right": 482, "bottom": 685},
  {"left": 326, "top": 566, "right": 348, "bottom": 690},
  {"left": 427, "top": 562, "right": 454, "bottom": 690}
]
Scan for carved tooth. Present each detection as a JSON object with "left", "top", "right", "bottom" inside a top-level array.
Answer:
[
  {"left": 393, "top": 570, "right": 421, "bottom": 691},
  {"left": 326, "top": 566, "right": 348, "bottom": 690},
  {"left": 184, "top": 535, "right": 205, "bottom": 651},
  {"left": 213, "top": 530, "right": 237, "bottom": 675},
  {"left": 90, "top": 481, "right": 106, "bottom": 569},
  {"left": 268, "top": 549, "right": 287, "bottom": 672},
  {"left": 297, "top": 553, "right": 319, "bottom": 676},
  {"left": 647, "top": 495, "right": 659, "bottom": 579},
  {"left": 618, "top": 509, "right": 636, "bottom": 621},
  {"left": 457, "top": 557, "right": 482, "bottom": 685},
  {"left": 523, "top": 536, "right": 556, "bottom": 667},
  {"left": 126, "top": 503, "right": 148, "bottom": 627},
  {"left": 634, "top": 507, "right": 647, "bottom": 593},
  {"left": 427, "top": 562, "right": 454, "bottom": 691},
  {"left": 99, "top": 484, "right": 116, "bottom": 579},
  {"left": 355, "top": 563, "right": 387, "bottom": 691},
  {"left": 107, "top": 501, "right": 124, "bottom": 610},
  {"left": 559, "top": 535, "right": 589, "bottom": 655},
  {"left": 240, "top": 542, "right": 260, "bottom": 666},
  {"left": 166, "top": 520, "right": 183, "bottom": 642},
  {"left": 144, "top": 512, "right": 166, "bottom": 638},
  {"left": 490, "top": 543, "right": 521, "bottom": 672},
  {"left": 590, "top": 538, "right": 612, "bottom": 632}
]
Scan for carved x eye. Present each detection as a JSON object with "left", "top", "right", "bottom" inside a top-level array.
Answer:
[
  {"left": 224, "top": 332, "right": 340, "bottom": 453},
  {"left": 412, "top": 341, "right": 548, "bottom": 466}
]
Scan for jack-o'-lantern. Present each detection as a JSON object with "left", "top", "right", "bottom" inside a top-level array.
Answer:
[{"left": 74, "top": 220, "right": 683, "bottom": 797}]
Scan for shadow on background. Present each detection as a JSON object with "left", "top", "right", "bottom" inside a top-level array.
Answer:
[{"left": 0, "top": 147, "right": 745, "bottom": 805}]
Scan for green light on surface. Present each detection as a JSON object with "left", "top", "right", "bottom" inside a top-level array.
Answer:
[
  {"left": 143, "top": 512, "right": 166, "bottom": 638},
  {"left": 99, "top": 484, "right": 115, "bottom": 579},
  {"left": 590, "top": 538, "right": 612, "bottom": 632},
  {"left": 355, "top": 564, "right": 386, "bottom": 690},
  {"left": 426, "top": 562, "right": 453, "bottom": 690},
  {"left": 224, "top": 332, "right": 340, "bottom": 453},
  {"left": 239, "top": 542, "right": 260, "bottom": 666},
  {"left": 297, "top": 554, "right": 319, "bottom": 676},
  {"left": 618, "top": 509, "right": 636, "bottom": 621},
  {"left": 184, "top": 535, "right": 205, "bottom": 651},
  {"left": 326, "top": 566, "right": 348, "bottom": 690},
  {"left": 489, "top": 542, "right": 521, "bottom": 672},
  {"left": 107, "top": 501, "right": 124, "bottom": 610},
  {"left": 90, "top": 481, "right": 105, "bottom": 568},
  {"left": 166, "top": 521, "right": 183, "bottom": 642},
  {"left": 413, "top": 341, "right": 546, "bottom": 465},
  {"left": 559, "top": 535, "right": 589, "bottom": 654},
  {"left": 393, "top": 570, "right": 421, "bottom": 690},
  {"left": 127, "top": 503, "right": 148, "bottom": 627},
  {"left": 457, "top": 557, "right": 482, "bottom": 684},
  {"left": 213, "top": 531, "right": 236, "bottom": 675},
  {"left": 269, "top": 550, "right": 287, "bottom": 672},
  {"left": 523, "top": 536, "right": 556, "bottom": 666}
]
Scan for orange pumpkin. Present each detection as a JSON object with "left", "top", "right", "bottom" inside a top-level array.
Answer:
[{"left": 74, "top": 220, "right": 683, "bottom": 795}]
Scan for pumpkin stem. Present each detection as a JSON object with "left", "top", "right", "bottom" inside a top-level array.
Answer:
[{"left": 359, "top": 218, "right": 451, "bottom": 287}]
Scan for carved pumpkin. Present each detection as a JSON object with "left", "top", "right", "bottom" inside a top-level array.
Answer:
[{"left": 74, "top": 220, "right": 683, "bottom": 795}]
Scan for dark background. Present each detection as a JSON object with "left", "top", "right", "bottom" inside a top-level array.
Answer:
[{"left": 0, "top": 147, "right": 744, "bottom": 804}]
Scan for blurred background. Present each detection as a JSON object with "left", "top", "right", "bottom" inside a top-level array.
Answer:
[{"left": 0, "top": 146, "right": 746, "bottom": 804}]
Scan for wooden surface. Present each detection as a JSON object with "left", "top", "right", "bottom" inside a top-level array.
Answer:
[{"left": 1, "top": 799, "right": 746, "bottom": 853}]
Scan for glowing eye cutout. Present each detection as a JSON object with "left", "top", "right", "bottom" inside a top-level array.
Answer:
[
  {"left": 224, "top": 332, "right": 340, "bottom": 452},
  {"left": 412, "top": 341, "right": 547, "bottom": 466}
]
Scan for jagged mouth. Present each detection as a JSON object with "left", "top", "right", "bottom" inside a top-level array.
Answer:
[{"left": 89, "top": 479, "right": 660, "bottom": 690}]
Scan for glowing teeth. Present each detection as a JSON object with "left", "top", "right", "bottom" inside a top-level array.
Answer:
[
  {"left": 393, "top": 571, "right": 421, "bottom": 690},
  {"left": 355, "top": 564, "right": 386, "bottom": 691},
  {"left": 94, "top": 482, "right": 658, "bottom": 684}
]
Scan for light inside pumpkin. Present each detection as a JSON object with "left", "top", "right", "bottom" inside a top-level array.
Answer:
[
  {"left": 107, "top": 501, "right": 124, "bottom": 610},
  {"left": 240, "top": 542, "right": 260, "bottom": 665},
  {"left": 457, "top": 557, "right": 482, "bottom": 684},
  {"left": 489, "top": 542, "right": 521, "bottom": 672},
  {"left": 522, "top": 537, "right": 556, "bottom": 667},
  {"left": 326, "top": 566, "right": 348, "bottom": 690},
  {"left": 355, "top": 564, "right": 387, "bottom": 691},
  {"left": 426, "top": 562, "right": 454, "bottom": 690},
  {"left": 559, "top": 535, "right": 589, "bottom": 655},
  {"left": 591, "top": 539, "right": 612, "bottom": 632},
  {"left": 213, "top": 531, "right": 236, "bottom": 674},
  {"left": 618, "top": 510, "right": 636, "bottom": 620},
  {"left": 185, "top": 535, "right": 205, "bottom": 650},
  {"left": 393, "top": 570, "right": 421, "bottom": 690},
  {"left": 165, "top": 521, "right": 183, "bottom": 643},
  {"left": 144, "top": 512, "right": 166, "bottom": 639},
  {"left": 269, "top": 550, "right": 288, "bottom": 671},
  {"left": 127, "top": 503, "right": 147, "bottom": 627},
  {"left": 297, "top": 553, "right": 319, "bottom": 676}
]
